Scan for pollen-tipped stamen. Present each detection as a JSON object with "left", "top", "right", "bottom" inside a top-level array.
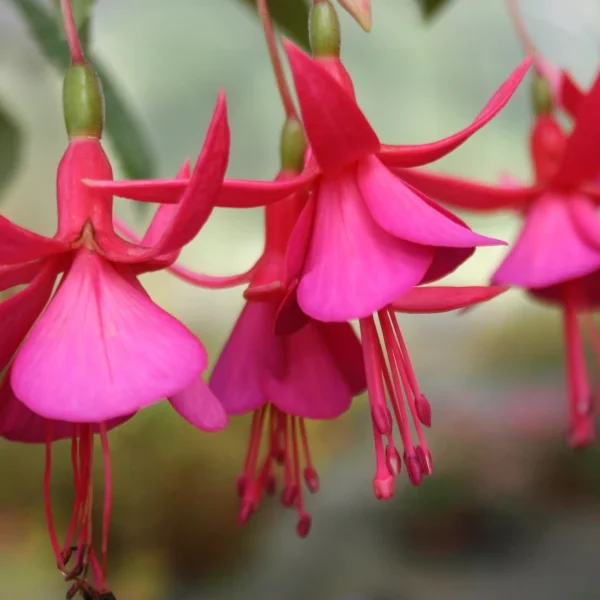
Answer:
[
  {"left": 237, "top": 405, "right": 318, "bottom": 535},
  {"left": 360, "top": 309, "right": 434, "bottom": 495}
]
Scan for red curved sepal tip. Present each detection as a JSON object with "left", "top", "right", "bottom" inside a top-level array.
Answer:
[
  {"left": 379, "top": 57, "right": 533, "bottom": 168},
  {"left": 391, "top": 285, "right": 509, "bottom": 313}
]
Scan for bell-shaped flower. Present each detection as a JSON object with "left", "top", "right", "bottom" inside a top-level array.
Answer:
[{"left": 391, "top": 69, "right": 600, "bottom": 448}]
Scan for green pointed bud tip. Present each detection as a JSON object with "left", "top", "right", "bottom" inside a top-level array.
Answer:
[
  {"left": 309, "top": 0, "right": 341, "bottom": 58},
  {"left": 531, "top": 73, "right": 554, "bottom": 116},
  {"left": 280, "top": 118, "right": 307, "bottom": 173},
  {"left": 63, "top": 63, "right": 104, "bottom": 138}
]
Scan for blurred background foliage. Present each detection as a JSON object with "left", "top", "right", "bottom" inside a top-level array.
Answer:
[{"left": 1, "top": 0, "right": 600, "bottom": 599}]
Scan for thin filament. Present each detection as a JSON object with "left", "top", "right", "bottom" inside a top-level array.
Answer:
[
  {"left": 44, "top": 422, "right": 64, "bottom": 568},
  {"left": 99, "top": 423, "right": 112, "bottom": 579},
  {"left": 507, "top": 0, "right": 537, "bottom": 58}
]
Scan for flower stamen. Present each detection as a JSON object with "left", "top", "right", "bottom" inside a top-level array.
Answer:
[{"left": 237, "top": 405, "right": 318, "bottom": 536}]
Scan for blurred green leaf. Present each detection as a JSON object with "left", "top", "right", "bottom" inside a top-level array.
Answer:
[
  {"left": 240, "top": 0, "right": 310, "bottom": 50},
  {"left": 10, "top": 0, "right": 156, "bottom": 180},
  {"left": 0, "top": 102, "right": 22, "bottom": 198},
  {"left": 416, "top": 0, "right": 453, "bottom": 20}
]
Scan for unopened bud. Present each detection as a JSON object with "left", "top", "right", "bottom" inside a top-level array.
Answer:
[
  {"left": 309, "top": 0, "right": 341, "bottom": 58},
  {"left": 531, "top": 73, "right": 554, "bottom": 116},
  {"left": 63, "top": 62, "right": 104, "bottom": 138},
  {"left": 280, "top": 118, "right": 307, "bottom": 173}
]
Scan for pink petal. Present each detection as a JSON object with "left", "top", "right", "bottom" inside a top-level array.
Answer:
[
  {"left": 357, "top": 156, "right": 503, "bottom": 247},
  {"left": 0, "top": 261, "right": 48, "bottom": 292},
  {"left": 570, "top": 194, "right": 600, "bottom": 249},
  {"left": 0, "top": 260, "right": 59, "bottom": 372},
  {"left": 378, "top": 57, "right": 532, "bottom": 168},
  {"left": 297, "top": 171, "right": 433, "bottom": 321},
  {"left": 169, "top": 377, "right": 228, "bottom": 432},
  {"left": 0, "top": 217, "right": 68, "bottom": 264},
  {"left": 392, "top": 167, "right": 537, "bottom": 211},
  {"left": 11, "top": 249, "right": 206, "bottom": 422},
  {"left": 209, "top": 302, "right": 277, "bottom": 415},
  {"left": 283, "top": 40, "right": 380, "bottom": 174},
  {"left": 492, "top": 193, "right": 600, "bottom": 288},
  {"left": 0, "top": 382, "right": 132, "bottom": 443},
  {"left": 421, "top": 247, "right": 474, "bottom": 284},
  {"left": 391, "top": 285, "right": 508, "bottom": 313},
  {"left": 318, "top": 321, "right": 366, "bottom": 396},
  {"left": 284, "top": 193, "right": 316, "bottom": 286},
  {"left": 274, "top": 282, "right": 310, "bottom": 335},
  {"left": 264, "top": 321, "right": 353, "bottom": 419},
  {"left": 412, "top": 189, "right": 477, "bottom": 283},
  {"left": 554, "top": 72, "right": 600, "bottom": 187},
  {"left": 530, "top": 269, "right": 600, "bottom": 308}
]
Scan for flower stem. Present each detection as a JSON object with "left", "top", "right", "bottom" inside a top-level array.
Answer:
[
  {"left": 257, "top": 0, "right": 298, "bottom": 119},
  {"left": 507, "top": 0, "right": 536, "bottom": 58},
  {"left": 60, "top": 0, "right": 85, "bottom": 63}
]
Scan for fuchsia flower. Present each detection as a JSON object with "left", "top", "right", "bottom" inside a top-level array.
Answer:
[
  {"left": 0, "top": 4, "right": 229, "bottom": 594},
  {"left": 115, "top": 113, "right": 367, "bottom": 535},
  {"left": 394, "top": 67, "right": 600, "bottom": 448},
  {"left": 210, "top": 180, "right": 366, "bottom": 537},
  {"left": 91, "top": 0, "right": 529, "bottom": 499}
]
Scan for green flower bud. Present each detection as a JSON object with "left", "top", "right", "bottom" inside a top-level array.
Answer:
[
  {"left": 280, "top": 118, "right": 307, "bottom": 173},
  {"left": 309, "top": 0, "right": 341, "bottom": 58},
  {"left": 531, "top": 73, "right": 554, "bottom": 116},
  {"left": 63, "top": 62, "right": 104, "bottom": 138}
]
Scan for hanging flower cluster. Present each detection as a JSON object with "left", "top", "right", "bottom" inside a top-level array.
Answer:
[{"left": 4, "top": 0, "right": 595, "bottom": 596}]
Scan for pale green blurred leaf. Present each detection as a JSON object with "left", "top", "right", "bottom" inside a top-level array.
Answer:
[
  {"left": 240, "top": 0, "right": 311, "bottom": 50},
  {"left": 0, "top": 102, "right": 22, "bottom": 198},
  {"left": 10, "top": 0, "right": 156, "bottom": 181},
  {"left": 416, "top": 0, "right": 453, "bottom": 21}
]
